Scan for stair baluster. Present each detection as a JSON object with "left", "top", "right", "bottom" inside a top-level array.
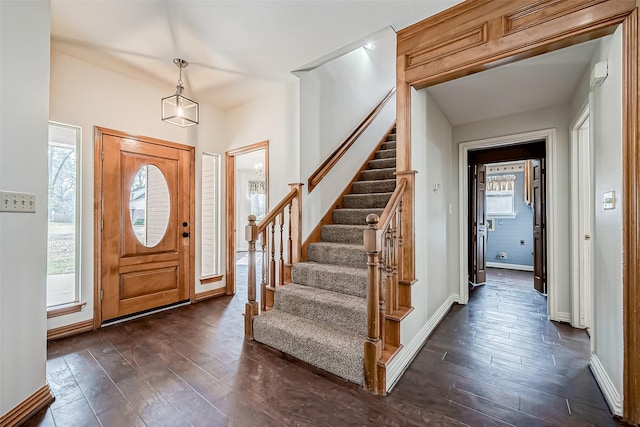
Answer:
[
  {"left": 244, "top": 184, "right": 303, "bottom": 338},
  {"left": 260, "top": 230, "right": 267, "bottom": 311},
  {"left": 279, "top": 213, "right": 285, "bottom": 286}
]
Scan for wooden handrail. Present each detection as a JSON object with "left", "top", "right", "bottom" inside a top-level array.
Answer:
[
  {"left": 307, "top": 87, "right": 396, "bottom": 193},
  {"left": 377, "top": 180, "right": 407, "bottom": 234},
  {"left": 257, "top": 185, "right": 300, "bottom": 234}
]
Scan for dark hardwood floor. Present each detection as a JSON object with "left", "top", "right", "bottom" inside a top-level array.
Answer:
[{"left": 26, "top": 267, "right": 622, "bottom": 426}]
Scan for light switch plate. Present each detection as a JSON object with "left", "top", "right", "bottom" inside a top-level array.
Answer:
[
  {"left": 603, "top": 191, "right": 615, "bottom": 210},
  {"left": 0, "top": 191, "right": 36, "bottom": 213}
]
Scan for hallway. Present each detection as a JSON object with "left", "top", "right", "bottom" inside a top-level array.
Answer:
[{"left": 28, "top": 268, "right": 621, "bottom": 426}]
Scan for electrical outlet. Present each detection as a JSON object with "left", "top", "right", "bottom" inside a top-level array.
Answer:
[{"left": 0, "top": 191, "right": 36, "bottom": 213}]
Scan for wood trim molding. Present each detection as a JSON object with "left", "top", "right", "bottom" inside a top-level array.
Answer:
[
  {"left": 225, "top": 141, "right": 269, "bottom": 297},
  {"left": 623, "top": 7, "right": 640, "bottom": 424},
  {"left": 47, "top": 319, "right": 94, "bottom": 341},
  {"left": 47, "top": 301, "right": 86, "bottom": 319},
  {"left": 0, "top": 385, "right": 54, "bottom": 427},
  {"left": 398, "top": 2, "right": 639, "bottom": 421},
  {"left": 307, "top": 88, "right": 395, "bottom": 193},
  {"left": 199, "top": 275, "right": 223, "bottom": 285},
  {"left": 195, "top": 286, "right": 226, "bottom": 302}
]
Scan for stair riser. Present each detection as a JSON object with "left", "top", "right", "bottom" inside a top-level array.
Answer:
[
  {"left": 307, "top": 244, "right": 366, "bottom": 268},
  {"left": 351, "top": 180, "right": 396, "bottom": 194},
  {"left": 374, "top": 149, "right": 396, "bottom": 160},
  {"left": 368, "top": 158, "right": 396, "bottom": 169},
  {"left": 321, "top": 226, "right": 364, "bottom": 244},
  {"left": 387, "top": 134, "right": 396, "bottom": 141},
  {"left": 360, "top": 168, "right": 395, "bottom": 181},
  {"left": 343, "top": 193, "right": 392, "bottom": 209},
  {"left": 253, "top": 314, "right": 364, "bottom": 385},
  {"left": 381, "top": 142, "right": 396, "bottom": 150},
  {"left": 332, "top": 209, "right": 384, "bottom": 225},
  {"left": 275, "top": 291, "right": 367, "bottom": 335},
  {"left": 292, "top": 264, "right": 367, "bottom": 298}
]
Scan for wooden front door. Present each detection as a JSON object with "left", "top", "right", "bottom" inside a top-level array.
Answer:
[
  {"left": 532, "top": 158, "right": 546, "bottom": 294},
  {"left": 470, "top": 163, "right": 487, "bottom": 285},
  {"left": 97, "top": 128, "right": 194, "bottom": 322}
]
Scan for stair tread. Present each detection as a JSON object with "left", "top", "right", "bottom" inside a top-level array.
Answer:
[
  {"left": 253, "top": 309, "right": 365, "bottom": 385},
  {"left": 275, "top": 284, "right": 367, "bottom": 335},
  {"left": 322, "top": 224, "right": 368, "bottom": 230},
  {"left": 292, "top": 262, "right": 368, "bottom": 298}
]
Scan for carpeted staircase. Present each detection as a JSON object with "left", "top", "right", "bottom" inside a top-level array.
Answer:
[{"left": 253, "top": 128, "right": 396, "bottom": 385}]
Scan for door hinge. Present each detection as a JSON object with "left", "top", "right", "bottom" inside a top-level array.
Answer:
[
  {"left": 100, "top": 289, "right": 104, "bottom": 300},
  {"left": 101, "top": 150, "right": 104, "bottom": 161},
  {"left": 101, "top": 219, "right": 104, "bottom": 230}
]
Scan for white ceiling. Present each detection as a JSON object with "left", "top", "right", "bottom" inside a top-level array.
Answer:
[
  {"left": 51, "top": 0, "right": 462, "bottom": 110},
  {"left": 427, "top": 37, "right": 605, "bottom": 126}
]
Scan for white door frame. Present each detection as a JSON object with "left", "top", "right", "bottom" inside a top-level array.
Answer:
[
  {"left": 570, "top": 102, "right": 593, "bottom": 330},
  {"left": 458, "top": 128, "right": 559, "bottom": 321}
]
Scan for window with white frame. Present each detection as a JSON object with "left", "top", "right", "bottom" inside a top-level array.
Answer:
[
  {"left": 47, "top": 122, "right": 81, "bottom": 307},
  {"left": 486, "top": 175, "right": 516, "bottom": 217},
  {"left": 201, "top": 153, "right": 221, "bottom": 277}
]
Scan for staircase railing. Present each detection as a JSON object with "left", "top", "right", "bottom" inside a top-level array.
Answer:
[
  {"left": 363, "top": 178, "right": 407, "bottom": 393},
  {"left": 307, "top": 87, "right": 396, "bottom": 193},
  {"left": 244, "top": 183, "right": 303, "bottom": 340}
]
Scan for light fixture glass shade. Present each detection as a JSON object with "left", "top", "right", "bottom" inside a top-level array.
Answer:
[{"left": 162, "top": 88, "right": 199, "bottom": 127}]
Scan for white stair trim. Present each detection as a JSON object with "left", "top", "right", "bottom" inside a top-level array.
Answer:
[
  {"left": 589, "top": 352, "right": 623, "bottom": 416},
  {"left": 385, "top": 293, "right": 455, "bottom": 392}
]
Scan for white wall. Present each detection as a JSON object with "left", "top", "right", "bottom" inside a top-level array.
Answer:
[
  {"left": 48, "top": 50, "right": 228, "bottom": 327},
  {"left": 225, "top": 82, "right": 300, "bottom": 206},
  {"left": 570, "top": 28, "right": 624, "bottom": 402},
  {"left": 0, "top": 0, "right": 50, "bottom": 416},
  {"left": 452, "top": 104, "right": 572, "bottom": 316},
  {"left": 297, "top": 31, "right": 396, "bottom": 239},
  {"left": 401, "top": 89, "right": 457, "bottom": 343}
]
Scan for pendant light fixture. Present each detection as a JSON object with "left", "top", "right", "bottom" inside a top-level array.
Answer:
[{"left": 161, "top": 58, "right": 199, "bottom": 127}]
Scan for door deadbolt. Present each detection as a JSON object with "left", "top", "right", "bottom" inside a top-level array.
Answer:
[{"left": 183, "top": 222, "right": 188, "bottom": 227}]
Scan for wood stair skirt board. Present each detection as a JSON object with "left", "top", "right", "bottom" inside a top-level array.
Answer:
[
  {"left": 47, "top": 319, "right": 94, "bottom": 341},
  {"left": 253, "top": 125, "right": 410, "bottom": 390},
  {"left": 590, "top": 353, "right": 623, "bottom": 416},
  {"left": 0, "top": 385, "right": 54, "bottom": 427},
  {"left": 385, "top": 293, "right": 456, "bottom": 392}
]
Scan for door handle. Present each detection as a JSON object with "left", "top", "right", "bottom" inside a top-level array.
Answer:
[
  {"left": 585, "top": 234, "right": 591, "bottom": 240},
  {"left": 182, "top": 232, "right": 189, "bottom": 238}
]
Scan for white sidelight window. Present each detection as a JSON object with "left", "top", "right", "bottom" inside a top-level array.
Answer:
[
  {"left": 47, "top": 122, "right": 81, "bottom": 307},
  {"left": 201, "top": 152, "right": 221, "bottom": 277}
]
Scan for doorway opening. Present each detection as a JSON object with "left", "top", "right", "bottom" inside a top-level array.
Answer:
[
  {"left": 468, "top": 141, "right": 546, "bottom": 299},
  {"left": 459, "top": 131, "right": 559, "bottom": 319},
  {"left": 225, "top": 141, "right": 268, "bottom": 296}
]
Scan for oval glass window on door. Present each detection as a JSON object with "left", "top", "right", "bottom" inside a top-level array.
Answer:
[{"left": 129, "top": 164, "right": 170, "bottom": 247}]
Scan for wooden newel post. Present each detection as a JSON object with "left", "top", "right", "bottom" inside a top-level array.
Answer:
[
  {"left": 363, "top": 214, "right": 383, "bottom": 393},
  {"left": 245, "top": 215, "right": 259, "bottom": 340}
]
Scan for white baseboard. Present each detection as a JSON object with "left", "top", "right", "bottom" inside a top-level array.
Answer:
[
  {"left": 386, "top": 293, "right": 455, "bottom": 392},
  {"left": 452, "top": 293, "right": 461, "bottom": 304},
  {"left": 557, "top": 312, "right": 571, "bottom": 323},
  {"left": 486, "top": 262, "right": 533, "bottom": 271},
  {"left": 589, "top": 353, "right": 623, "bottom": 416}
]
